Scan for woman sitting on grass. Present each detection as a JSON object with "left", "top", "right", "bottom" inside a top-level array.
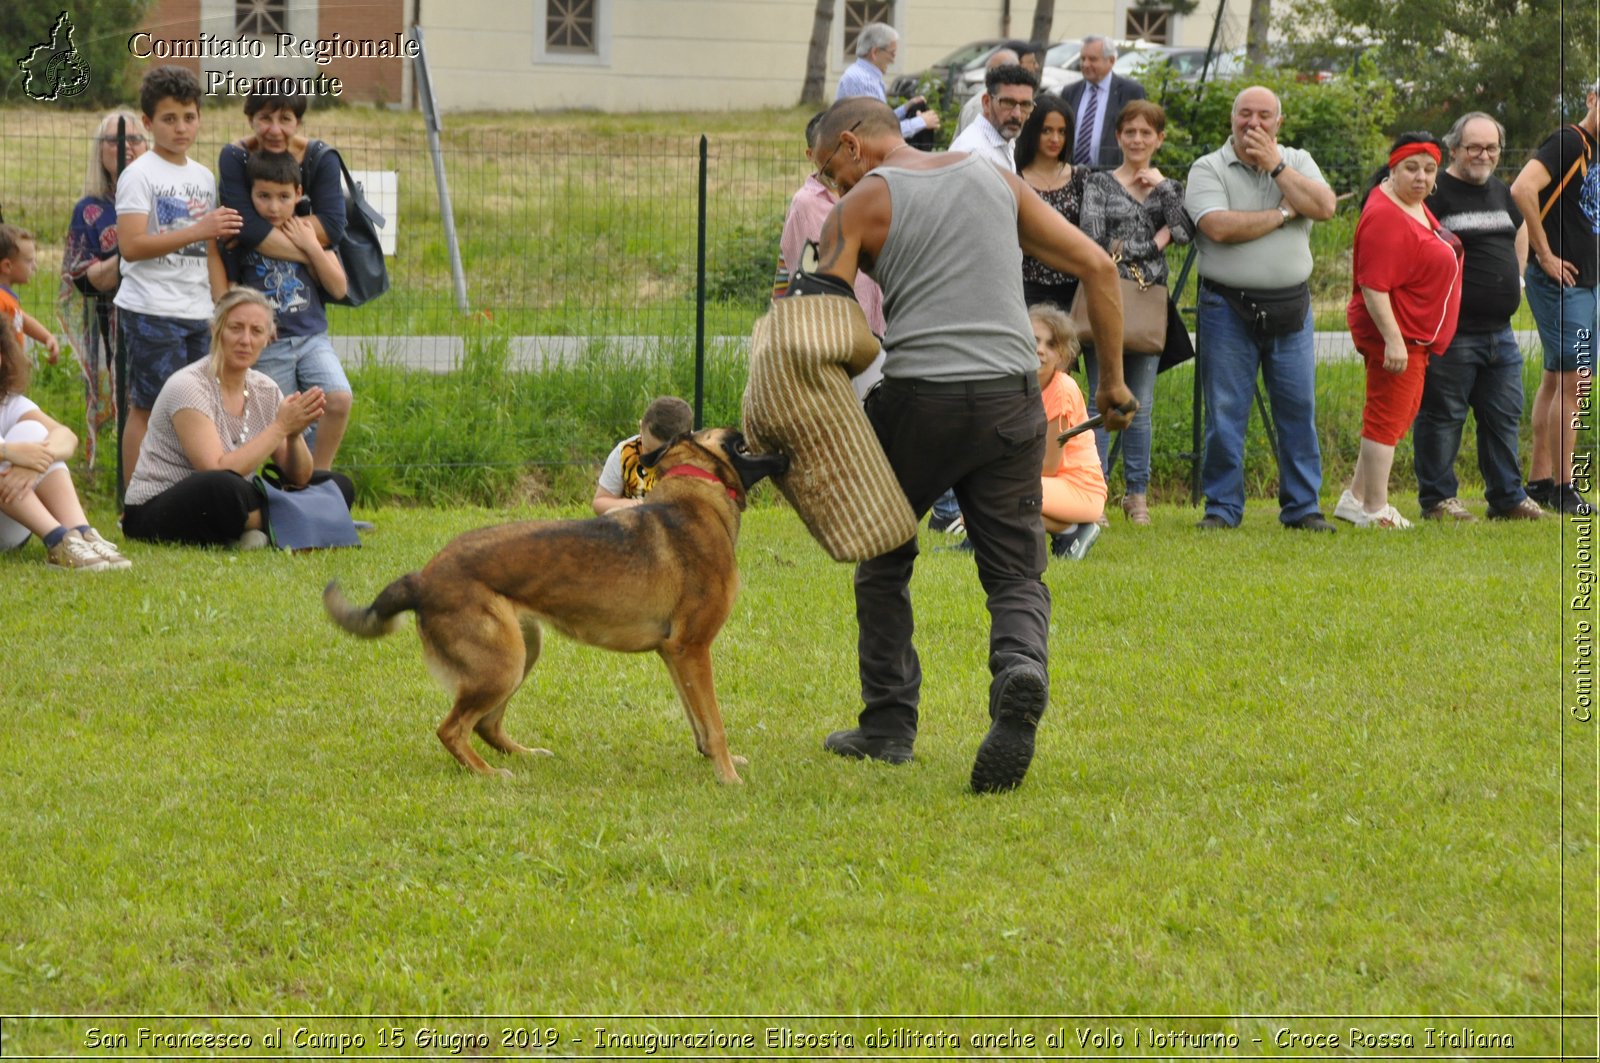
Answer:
[
  {"left": 122, "top": 287, "right": 354, "bottom": 548},
  {"left": 0, "top": 329, "right": 131, "bottom": 570},
  {"left": 1031, "top": 303, "right": 1108, "bottom": 560}
]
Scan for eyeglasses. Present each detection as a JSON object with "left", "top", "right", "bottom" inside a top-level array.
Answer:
[
  {"left": 814, "top": 119, "right": 861, "bottom": 191},
  {"left": 1461, "top": 143, "right": 1501, "bottom": 157},
  {"left": 99, "top": 135, "right": 147, "bottom": 145},
  {"left": 993, "top": 97, "right": 1036, "bottom": 115}
]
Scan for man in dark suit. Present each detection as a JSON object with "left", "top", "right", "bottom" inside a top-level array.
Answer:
[{"left": 1060, "top": 36, "right": 1147, "bottom": 168}]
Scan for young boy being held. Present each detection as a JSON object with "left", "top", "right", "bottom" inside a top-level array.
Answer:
[
  {"left": 0, "top": 225, "right": 60, "bottom": 362},
  {"left": 232, "top": 150, "right": 350, "bottom": 470},
  {"left": 114, "top": 65, "right": 242, "bottom": 486},
  {"left": 592, "top": 396, "right": 694, "bottom": 514}
]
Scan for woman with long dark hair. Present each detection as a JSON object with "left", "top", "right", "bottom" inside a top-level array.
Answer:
[{"left": 1015, "top": 95, "right": 1085, "bottom": 308}]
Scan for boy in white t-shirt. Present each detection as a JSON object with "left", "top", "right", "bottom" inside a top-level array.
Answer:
[
  {"left": 113, "top": 65, "right": 242, "bottom": 486},
  {"left": 591, "top": 396, "right": 694, "bottom": 514}
]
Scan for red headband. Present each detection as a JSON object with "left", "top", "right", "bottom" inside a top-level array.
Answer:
[{"left": 1388, "top": 141, "right": 1440, "bottom": 169}]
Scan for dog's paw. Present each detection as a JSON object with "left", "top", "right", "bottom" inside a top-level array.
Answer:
[
  {"left": 529, "top": 747, "right": 554, "bottom": 757},
  {"left": 492, "top": 767, "right": 514, "bottom": 779},
  {"left": 731, "top": 754, "right": 749, "bottom": 767}
]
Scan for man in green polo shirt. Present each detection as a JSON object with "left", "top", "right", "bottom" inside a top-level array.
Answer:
[{"left": 1185, "top": 85, "right": 1339, "bottom": 531}]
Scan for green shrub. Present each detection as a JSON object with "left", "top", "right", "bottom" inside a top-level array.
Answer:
[{"left": 1146, "top": 58, "right": 1397, "bottom": 198}]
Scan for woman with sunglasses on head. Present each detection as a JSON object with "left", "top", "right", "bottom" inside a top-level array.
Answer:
[
  {"left": 1015, "top": 95, "right": 1086, "bottom": 310},
  {"left": 1336, "top": 131, "right": 1464, "bottom": 530},
  {"left": 58, "top": 109, "right": 147, "bottom": 469}
]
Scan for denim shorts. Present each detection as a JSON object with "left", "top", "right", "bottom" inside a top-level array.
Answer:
[
  {"left": 1525, "top": 266, "right": 1599, "bottom": 372},
  {"left": 254, "top": 333, "right": 351, "bottom": 398},
  {"left": 120, "top": 308, "right": 209, "bottom": 408}
]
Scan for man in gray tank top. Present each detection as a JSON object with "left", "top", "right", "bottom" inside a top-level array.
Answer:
[{"left": 807, "top": 97, "right": 1136, "bottom": 793}]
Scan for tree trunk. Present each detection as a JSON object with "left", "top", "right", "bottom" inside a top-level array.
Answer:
[
  {"left": 1029, "top": 0, "right": 1055, "bottom": 51},
  {"left": 800, "top": 0, "right": 836, "bottom": 106},
  {"left": 1246, "top": 0, "right": 1271, "bottom": 66}
]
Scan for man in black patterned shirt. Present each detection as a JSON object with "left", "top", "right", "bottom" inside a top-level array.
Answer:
[{"left": 1416, "top": 111, "right": 1543, "bottom": 522}]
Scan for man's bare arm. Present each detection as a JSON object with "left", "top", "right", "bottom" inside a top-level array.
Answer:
[
  {"left": 1275, "top": 165, "right": 1336, "bottom": 220},
  {"left": 1196, "top": 209, "right": 1286, "bottom": 244},
  {"left": 814, "top": 175, "right": 891, "bottom": 283},
  {"left": 1510, "top": 158, "right": 1573, "bottom": 285},
  {"left": 1007, "top": 172, "right": 1135, "bottom": 430}
]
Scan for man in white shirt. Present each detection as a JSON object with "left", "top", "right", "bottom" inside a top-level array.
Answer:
[
  {"left": 948, "top": 65, "right": 1038, "bottom": 171},
  {"left": 835, "top": 22, "right": 941, "bottom": 141},
  {"left": 955, "top": 47, "right": 1020, "bottom": 135}
]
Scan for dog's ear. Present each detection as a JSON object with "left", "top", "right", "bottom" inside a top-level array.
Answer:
[{"left": 640, "top": 432, "right": 690, "bottom": 469}]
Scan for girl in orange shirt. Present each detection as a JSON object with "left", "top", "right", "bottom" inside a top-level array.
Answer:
[{"left": 1031, "top": 303, "right": 1108, "bottom": 558}]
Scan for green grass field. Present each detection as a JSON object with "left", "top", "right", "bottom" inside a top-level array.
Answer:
[{"left": 1, "top": 497, "right": 1592, "bottom": 1054}]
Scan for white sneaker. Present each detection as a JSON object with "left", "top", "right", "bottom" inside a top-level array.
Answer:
[
  {"left": 236, "top": 529, "right": 270, "bottom": 550},
  {"left": 1354, "top": 504, "right": 1413, "bottom": 530},
  {"left": 81, "top": 528, "right": 132, "bottom": 570},
  {"left": 1333, "top": 489, "right": 1364, "bottom": 523},
  {"left": 46, "top": 530, "right": 110, "bottom": 571}
]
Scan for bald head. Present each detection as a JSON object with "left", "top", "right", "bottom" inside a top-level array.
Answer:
[
  {"left": 1231, "top": 84, "right": 1283, "bottom": 145},
  {"left": 815, "top": 97, "right": 903, "bottom": 194},
  {"left": 817, "top": 97, "right": 900, "bottom": 150},
  {"left": 1232, "top": 85, "right": 1281, "bottom": 117},
  {"left": 987, "top": 48, "right": 1020, "bottom": 69}
]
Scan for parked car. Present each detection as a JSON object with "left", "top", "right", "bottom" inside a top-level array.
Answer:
[
  {"left": 955, "top": 37, "right": 1081, "bottom": 99},
  {"left": 888, "top": 38, "right": 1008, "bottom": 102},
  {"left": 1119, "top": 46, "right": 1248, "bottom": 84}
]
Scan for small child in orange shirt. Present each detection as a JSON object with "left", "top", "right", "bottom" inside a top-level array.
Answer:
[
  {"left": 1030, "top": 303, "right": 1108, "bottom": 559},
  {"left": 0, "top": 225, "right": 59, "bottom": 362}
]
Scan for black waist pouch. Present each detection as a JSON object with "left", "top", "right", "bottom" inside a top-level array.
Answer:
[{"left": 1205, "top": 279, "right": 1311, "bottom": 339}]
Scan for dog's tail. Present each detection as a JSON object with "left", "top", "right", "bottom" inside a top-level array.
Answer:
[{"left": 323, "top": 575, "right": 420, "bottom": 638}]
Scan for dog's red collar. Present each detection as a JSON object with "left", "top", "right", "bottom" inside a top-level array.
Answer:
[{"left": 662, "top": 464, "right": 739, "bottom": 501}]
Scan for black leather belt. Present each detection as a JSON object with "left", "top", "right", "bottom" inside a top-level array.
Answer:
[{"left": 883, "top": 373, "right": 1037, "bottom": 396}]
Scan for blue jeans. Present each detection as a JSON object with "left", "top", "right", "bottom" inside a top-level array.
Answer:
[
  {"left": 1413, "top": 326, "right": 1527, "bottom": 512},
  {"left": 1081, "top": 349, "right": 1160, "bottom": 494},
  {"left": 930, "top": 488, "right": 961, "bottom": 523},
  {"left": 1525, "top": 266, "right": 1599, "bottom": 372},
  {"left": 1196, "top": 288, "right": 1322, "bottom": 525}
]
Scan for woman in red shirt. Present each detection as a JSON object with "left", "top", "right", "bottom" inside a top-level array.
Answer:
[{"left": 1336, "top": 132, "right": 1464, "bottom": 529}]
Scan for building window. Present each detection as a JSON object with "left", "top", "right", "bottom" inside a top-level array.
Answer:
[
  {"left": 1125, "top": 8, "right": 1172, "bottom": 44},
  {"left": 235, "top": 0, "right": 288, "bottom": 37},
  {"left": 843, "top": 1, "right": 896, "bottom": 60},
  {"left": 547, "top": 0, "right": 598, "bottom": 54}
]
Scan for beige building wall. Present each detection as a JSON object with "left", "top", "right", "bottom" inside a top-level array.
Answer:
[
  {"left": 415, "top": 0, "right": 1253, "bottom": 113},
  {"left": 416, "top": 0, "right": 1009, "bottom": 113}
]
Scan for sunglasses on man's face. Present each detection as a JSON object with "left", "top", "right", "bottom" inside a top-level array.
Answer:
[{"left": 814, "top": 120, "right": 863, "bottom": 191}]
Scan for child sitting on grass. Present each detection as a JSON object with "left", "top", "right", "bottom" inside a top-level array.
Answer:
[
  {"left": 1031, "top": 302, "right": 1108, "bottom": 560},
  {"left": 592, "top": 396, "right": 694, "bottom": 514},
  {"left": 0, "top": 329, "right": 130, "bottom": 570}
]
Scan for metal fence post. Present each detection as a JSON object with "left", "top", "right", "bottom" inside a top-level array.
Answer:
[
  {"left": 412, "top": 25, "right": 470, "bottom": 314},
  {"left": 694, "top": 135, "right": 708, "bottom": 429}
]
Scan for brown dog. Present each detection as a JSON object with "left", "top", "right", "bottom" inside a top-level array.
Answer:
[{"left": 323, "top": 428, "right": 789, "bottom": 784}]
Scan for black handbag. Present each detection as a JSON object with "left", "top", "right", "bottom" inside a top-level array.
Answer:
[
  {"left": 303, "top": 140, "right": 390, "bottom": 307},
  {"left": 252, "top": 474, "right": 360, "bottom": 550}
]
